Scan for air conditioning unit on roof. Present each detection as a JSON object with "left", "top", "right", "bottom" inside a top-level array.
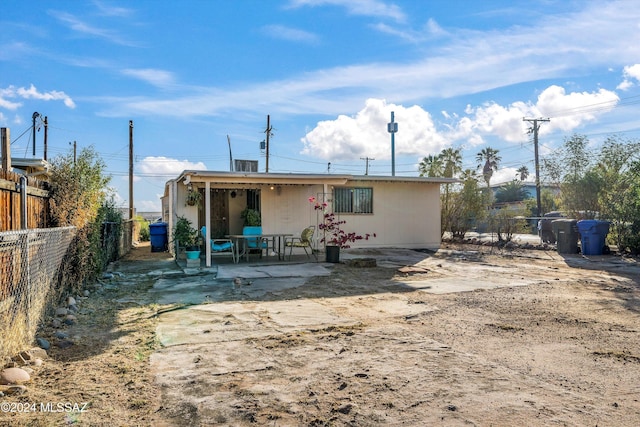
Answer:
[{"left": 234, "top": 159, "right": 258, "bottom": 172}]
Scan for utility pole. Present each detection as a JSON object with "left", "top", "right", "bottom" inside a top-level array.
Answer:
[
  {"left": 32, "top": 112, "right": 40, "bottom": 157},
  {"left": 523, "top": 117, "right": 550, "bottom": 217},
  {"left": 43, "top": 116, "right": 48, "bottom": 161},
  {"left": 360, "top": 157, "right": 374, "bottom": 175},
  {"left": 1, "top": 128, "right": 10, "bottom": 172},
  {"left": 264, "top": 115, "right": 272, "bottom": 173},
  {"left": 129, "top": 120, "right": 134, "bottom": 220},
  {"left": 227, "top": 135, "right": 233, "bottom": 171}
]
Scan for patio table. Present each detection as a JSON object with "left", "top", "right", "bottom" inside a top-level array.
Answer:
[{"left": 226, "top": 233, "right": 292, "bottom": 262}]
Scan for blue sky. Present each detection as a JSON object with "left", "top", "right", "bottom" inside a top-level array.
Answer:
[{"left": 2, "top": 0, "right": 640, "bottom": 212}]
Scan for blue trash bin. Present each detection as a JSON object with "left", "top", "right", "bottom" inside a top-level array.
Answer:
[
  {"left": 576, "top": 220, "right": 610, "bottom": 255},
  {"left": 149, "top": 222, "right": 168, "bottom": 252}
]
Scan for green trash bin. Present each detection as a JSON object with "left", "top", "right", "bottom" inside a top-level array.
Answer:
[{"left": 552, "top": 219, "right": 579, "bottom": 254}]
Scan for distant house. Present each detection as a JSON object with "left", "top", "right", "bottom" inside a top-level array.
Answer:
[
  {"left": 0, "top": 157, "right": 50, "bottom": 180},
  {"left": 162, "top": 171, "right": 455, "bottom": 267}
]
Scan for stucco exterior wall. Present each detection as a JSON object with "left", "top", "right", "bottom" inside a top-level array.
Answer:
[{"left": 261, "top": 180, "right": 441, "bottom": 250}]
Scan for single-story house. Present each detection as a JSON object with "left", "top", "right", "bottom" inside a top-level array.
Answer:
[{"left": 162, "top": 171, "right": 455, "bottom": 267}]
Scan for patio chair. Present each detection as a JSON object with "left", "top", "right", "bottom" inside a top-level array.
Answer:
[
  {"left": 285, "top": 226, "right": 316, "bottom": 260},
  {"left": 243, "top": 226, "right": 268, "bottom": 259},
  {"left": 200, "top": 227, "right": 235, "bottom": 262}
]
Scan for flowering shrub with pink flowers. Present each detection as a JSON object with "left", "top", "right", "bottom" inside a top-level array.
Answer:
[{"left": 309, "top": 196, "right": 376, "bottom": 248}]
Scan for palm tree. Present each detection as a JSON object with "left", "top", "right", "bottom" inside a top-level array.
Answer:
[
  {"left": 495, "top": 180, "right": 528, "bottom": 203},
  {"left": 516, "top": 165, "right": 529, "bottom": 181},
  {"left": 418, "top": 154, "right": 443, "bottom": 177},
  {"left": 460, "top": 168, "right": 479, "bottom": 182},
  {"left": 476, "top": 147, "right": 501, "bottom": 187},
  {"left": 440, "top": 148, "right": 463, "bottom": 178}
]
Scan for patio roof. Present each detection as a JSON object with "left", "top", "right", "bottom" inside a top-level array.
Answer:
[{"left": 172, "top": 170, "right": 458, "bottom": 186}]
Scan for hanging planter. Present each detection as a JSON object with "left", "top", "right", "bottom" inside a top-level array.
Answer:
[{"left": 185, "top": 189, "right": 202, "bottom": 206}]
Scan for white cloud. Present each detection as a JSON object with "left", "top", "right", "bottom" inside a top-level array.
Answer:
[
  {"left": 262, "top": 25, "right": 319, "bottom": 44},
  {"left": 445, "top": 85, "right": 619, "bottom": 146},
  {"left": 137, "top": 156, "right": 207, "bottom": 178},
  {"left": 121, "top": 69, "right": 176, "bottom": 87},
  {"left": 136, "top": 199, "right": 162, "bottom": 212},
  {"left": 287, "top": 0, "right": 406, "bottom": 22},
  {"left": 537, "top": 85, "right": 619, "bottom": 132},
  {"left": 617, "top": 63, "right": 640, "bottom": 90},
  {"left": 0, "top": 84, "right": 75, "bottom": 109},
  {"left": 301, "top": 98, "right": 447, "bottom": 160},
  {"left": 302, "top": 84, "right": 621, "bottom": 161},
  {"left": 49, "top": 10, "right": 137, "bottom": 46},
  {"left": 492, "top": 168, "right": 522, "bottom": 186},
  {"left": 0, "top": 96, "right": 21, "bottom": 110},
  {"left": 93, "top": 0, "right": 134, "bottom": 18}
]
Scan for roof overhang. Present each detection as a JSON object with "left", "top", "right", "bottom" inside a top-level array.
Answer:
[
  {"left": 1, "top": 157, "right": 51, "bottom": 178},
  {"left": 171, "top": 170, "right": 458, "bottom": 187}
]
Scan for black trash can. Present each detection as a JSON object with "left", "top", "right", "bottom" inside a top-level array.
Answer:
[
  {"left": 552, "top": 219, "right": 579, "bottom": 254},
  {"left": 149, "top": 222, "right": 168, "bottom": 252}
]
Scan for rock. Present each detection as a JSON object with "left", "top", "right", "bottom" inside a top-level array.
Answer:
[
  {"left": 55, "top": 331, "right": 69, "bottom": 339},
  {"left": 51, "top": 318, "right": 62, "bottom": 328},
  {"left": 31, "top": 358, "right": 43, "bottom": 367},
  {"left": 102, "top": 272, "right": 114, "bottom": 280},
  {"left": 3, "top": 385, "right": 27, "bottom": 395},
  {"left": 55, "top": 307, "right": 68, "bottom": 316},
  {"left": 28, "top": 347, "right": 47, "bottom": 360},
  {"left": 56, "top": 340, "right": 74, "bottom": 349},
  {"left": 83, "top": 290, "right": 90, "bottom": 297},
  {"left": 68, "top": 304, "right": 79, "bottom": 313},
  {"left": 63, "top": 318, "right": 75, "bottom": 326},
  {"left": 36, "top": 338, "right": 50, "bottom": 350},
  {"left": 335, "top": 403, "right": 353, "bottom": 414},
  {"left": 0, "top": 367, "right": 31, "bottom": 385},
  {"left": 67, "top": 296, "right": 76, "bottom": 306}
]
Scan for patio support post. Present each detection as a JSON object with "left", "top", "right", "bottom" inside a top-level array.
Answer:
[{"left": 205, "top": 181, "right": 211, "bottom": 267}]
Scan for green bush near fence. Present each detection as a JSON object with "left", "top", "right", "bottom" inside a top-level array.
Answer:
[{"left": 138, "top": 216, "right": 150, "bottom": 241}]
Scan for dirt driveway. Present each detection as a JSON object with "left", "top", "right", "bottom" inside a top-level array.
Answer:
[{"left": 149, "top": 245, "right": 640, "bottom": 426}]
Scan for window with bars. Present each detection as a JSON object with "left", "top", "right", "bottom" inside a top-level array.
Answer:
[{"left": 334, "top": 187, "right": 373, "bottom": 213}]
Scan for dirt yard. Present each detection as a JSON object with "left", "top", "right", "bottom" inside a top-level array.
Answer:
[{"left": 2, "top": 242, "right": 639, "bottom": 426}]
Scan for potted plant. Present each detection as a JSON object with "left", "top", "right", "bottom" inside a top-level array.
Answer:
[
  {"left": 240, "top": 208, "right": 261, "bottom": 226},
  {"left": 172, "top": 216, "right": 201, "bottom": 259},
  {"left": 185, "top": 188, "right": 202, "bottom": 207},
  {"left": 309, "top": 197, "right": 376, "bottom": 263}
]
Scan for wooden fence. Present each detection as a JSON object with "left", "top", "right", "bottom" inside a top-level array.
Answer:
[{"left": 0, "top": 169, "right": 50, "bottom": 231}]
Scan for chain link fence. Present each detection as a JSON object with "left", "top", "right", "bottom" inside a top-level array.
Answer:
[{"left": 0, "top": 227, "right": 76, "bottom": 363}]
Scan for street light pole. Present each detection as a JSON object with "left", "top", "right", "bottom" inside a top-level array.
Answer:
[{"left": 387, "top": 111, "right": 398, "bottom": 176}]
